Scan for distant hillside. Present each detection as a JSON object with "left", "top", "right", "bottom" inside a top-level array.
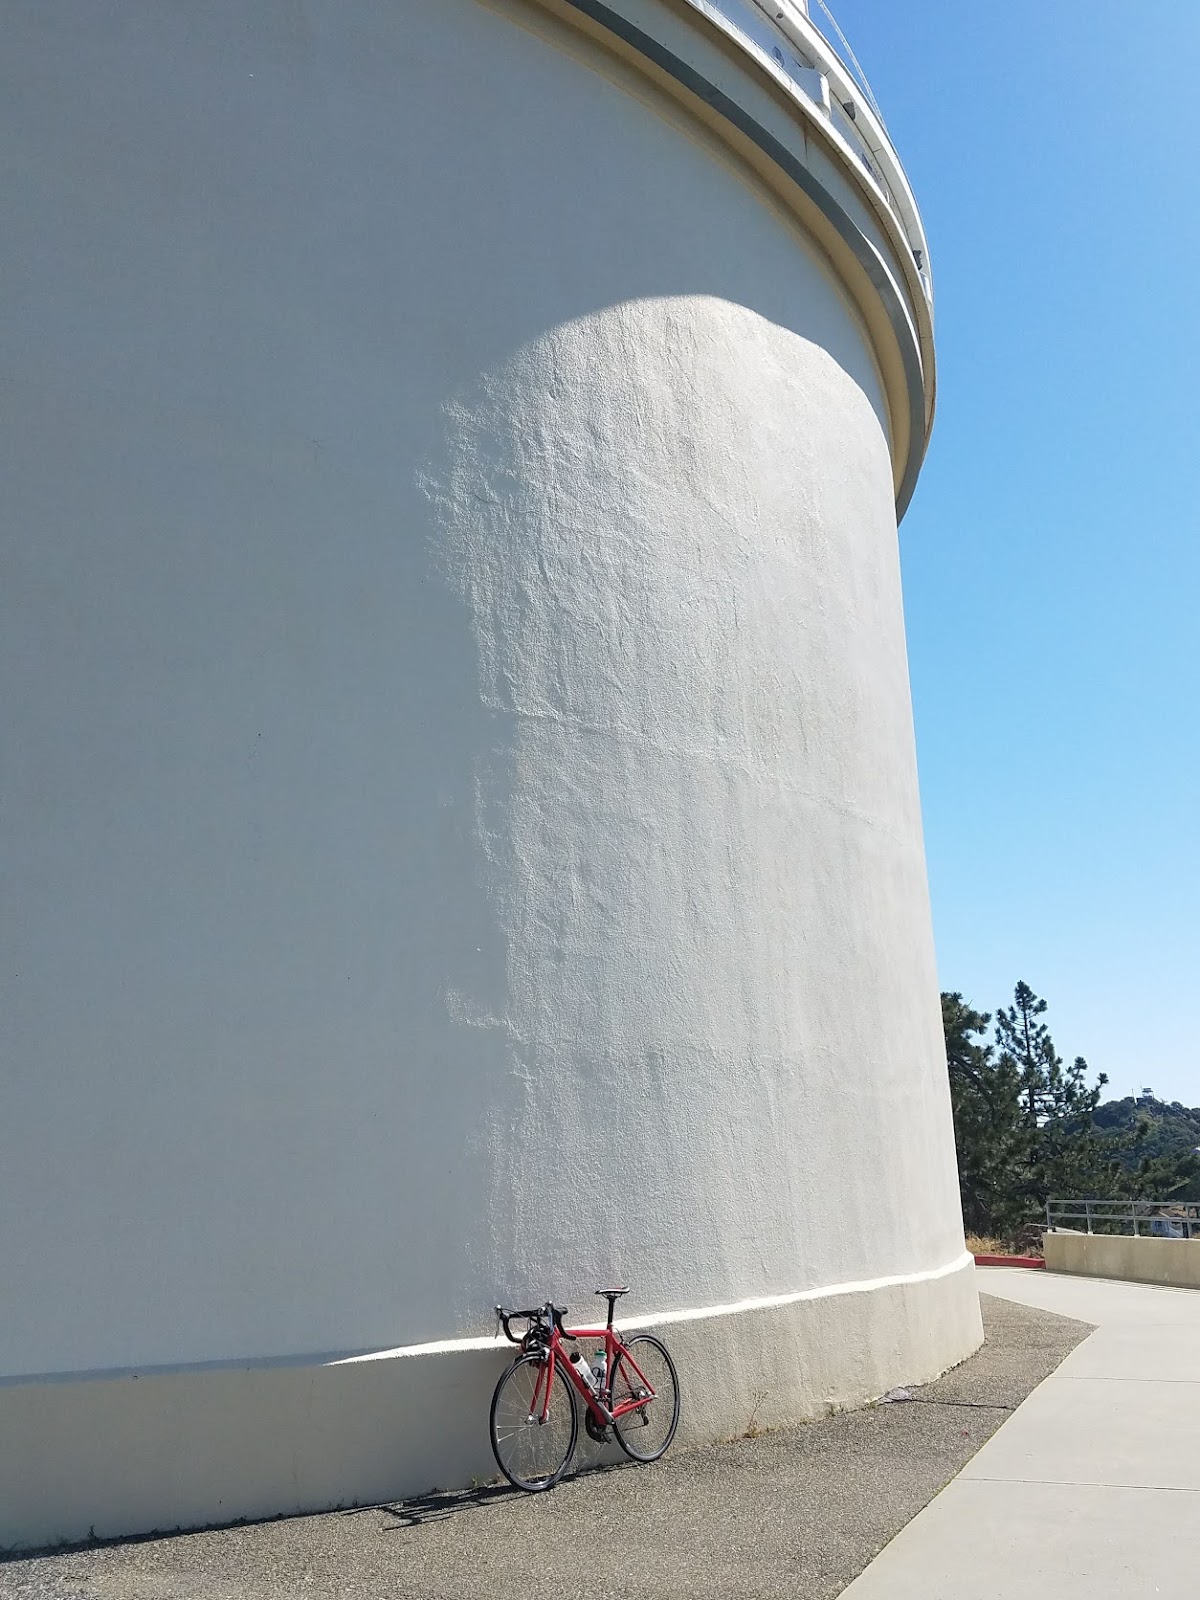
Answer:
[{"left": 1092, "top": 1096, "right": 1200, "bottom": 1169}]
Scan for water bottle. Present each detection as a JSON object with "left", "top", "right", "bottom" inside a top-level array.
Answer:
[
  {"left": 593, "top": 1350, "right": 607, "bottom": 1392},
  {"left": 569, "top": 1351, "right": 597, "bottom": 1392}
]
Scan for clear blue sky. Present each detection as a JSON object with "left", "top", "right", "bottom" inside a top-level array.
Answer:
[{"left": 827, "top": 1, "right": 1200, "bottom": 1104}]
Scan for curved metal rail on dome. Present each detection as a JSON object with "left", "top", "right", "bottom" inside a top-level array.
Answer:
[
  {"left": 688, "top": 0, "right": 932, "bottom": 306},
  {"left": 807, "top": 0, "right": 884, "bottom": 121}
]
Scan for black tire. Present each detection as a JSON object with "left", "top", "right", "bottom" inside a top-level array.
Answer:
[
  {"left": 489, "top": 1354, "right": 578, "bottom": 1491},
  {"left": 609, "top": 1334, "right": 680, "bottom": 1463}
]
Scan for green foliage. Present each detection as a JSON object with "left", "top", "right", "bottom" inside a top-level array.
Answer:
[
  {"left": 943, "top": 981, "right": 1200, "bottom": 1244},
  {"left": 1091, "top": 1096, "right": 1200, "bottom": 1199},
  {"left": 942, "top": 993, "right": 1027, "bottom": 1238},
  {"left": 993, "top": 980, "right": 1116, "bottom": 1208},
  {"left": 994, "top": 981, "right": 1107, "bottom": 1131},
  {"left": 1093, "top": 1095, "right": 1200, "bottom": 1162}
]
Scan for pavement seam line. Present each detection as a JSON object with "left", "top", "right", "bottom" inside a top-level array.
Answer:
[
  {"left": 1053, "top": 1375, "right": 1200, "bottom": 1385},
  {"left": 961, "top": 1475, "right": 1200, "bottom": 1493}
]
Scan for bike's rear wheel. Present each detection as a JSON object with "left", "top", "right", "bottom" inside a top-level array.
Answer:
[
  {"left": 610, "top": 1334, "right": 680, "bottom": 1462},
  {"left": 490, "top": 1354, "right": 578, "bottom": 1491}
]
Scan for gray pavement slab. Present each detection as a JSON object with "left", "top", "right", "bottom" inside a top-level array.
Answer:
[
  {"left": 842, "top": 1267, "right": 1200, "bottom": 1600},
  {"left": 841, "top": 1476, "right": 1200, "bottom": 1600},
  {"left": 0, "top": 1291, "right": 1089, "bottom": 1600},
  {"left": 963, "top": 1374, "right": 1200, "bottom": 1490},
  {"left": 1059, "top": 1319, "right": 1200, "bottom": 1378},
  {"left": 971, "top": 1266, "right": 1200, "bottom": 1327}
]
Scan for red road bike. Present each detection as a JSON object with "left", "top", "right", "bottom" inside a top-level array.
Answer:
[{"left": 490, "top": 1288, "right": 680, "bottom": 1491}]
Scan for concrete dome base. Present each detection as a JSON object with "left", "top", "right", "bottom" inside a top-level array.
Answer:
[{"left": 0, "top": 1260, "right": 977, "bottom": 1547}]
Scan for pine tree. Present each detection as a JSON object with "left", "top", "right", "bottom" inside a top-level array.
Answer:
[
  {"left": 942, "top": 993, "right": 1028, "bottom": 1237},
  {"left": 944, "top": 981, "right": 1200, "bottom": 1243},
  {"left": 993, "top": 981, "right": 1116, "bottom": 1209}
]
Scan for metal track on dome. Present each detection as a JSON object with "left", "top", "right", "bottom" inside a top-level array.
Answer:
[{"left": 808, "top": 0, "right": 885, "bottom": 125}]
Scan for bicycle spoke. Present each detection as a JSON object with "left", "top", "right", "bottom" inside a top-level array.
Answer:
[
  {"left": 610, "top": 1335, "right": 680, "bottom": 1463},
  {"left": 489, "top": 1354, "right": 577, "bottom": 1491}
]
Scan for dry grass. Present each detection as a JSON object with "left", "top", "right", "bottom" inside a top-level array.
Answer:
[
  {"left": 965, "top": 1231, "right": 1045, "bottom": 1259},
  {"left": 964, "top": 1234, "right": 1005, "bottom": 1255}
]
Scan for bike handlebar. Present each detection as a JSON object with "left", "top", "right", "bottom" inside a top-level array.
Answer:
[
  {"left": 495, "top": 1302, "right": 572, "bottom": 1344},
  {"left": 495, "top": 1305, "right": 541, "bottom": 1344}
]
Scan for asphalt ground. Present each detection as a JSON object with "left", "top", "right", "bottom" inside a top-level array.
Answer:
[{"left": 1, "top": 1292, "right": 1093, "bottom": 1600}]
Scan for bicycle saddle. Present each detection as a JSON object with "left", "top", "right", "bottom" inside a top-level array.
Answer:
[{"left": 595, "top": 1286, "right": 628, "bottom": 1299}]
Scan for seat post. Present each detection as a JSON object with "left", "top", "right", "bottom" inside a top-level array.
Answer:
[{"left": 595, "top": 1286, "right": 628, "bottom": 1329}]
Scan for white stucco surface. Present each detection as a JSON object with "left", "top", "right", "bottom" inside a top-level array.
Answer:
[
  {"left": 0, "top": 1262, "right": 980, "bottom": 1549},
  {"left": 1, "top": 0, "right": 975, "bottom": 1541}
]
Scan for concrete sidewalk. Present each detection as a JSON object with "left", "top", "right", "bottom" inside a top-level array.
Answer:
[{"left": 842, "top": 1267, "right": 1200, "bottom": 1599}]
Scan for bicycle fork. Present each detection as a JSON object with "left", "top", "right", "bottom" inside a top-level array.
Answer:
[{"left": 527, "top": 1355, "right": 555, "bottom": 1426}]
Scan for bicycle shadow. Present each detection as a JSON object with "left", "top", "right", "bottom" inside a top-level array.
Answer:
[
  {"left": 359, "top": 1486, "right": 511, "bottom": 1529},
  {"left": 357, "top": 1458, "right": 641, "bottom": 1530}
]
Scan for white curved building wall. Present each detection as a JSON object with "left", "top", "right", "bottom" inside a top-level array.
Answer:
[{"left": 0, "top": 0, "right": 979, "bottom": 1545}]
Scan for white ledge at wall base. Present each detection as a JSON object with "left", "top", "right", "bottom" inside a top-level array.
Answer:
[{"left": 0, "top": 1257, "right": 978, "bottom": 1549}]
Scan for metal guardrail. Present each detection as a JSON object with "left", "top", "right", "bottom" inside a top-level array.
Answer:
[
  {"left": 807, "top": 0, "right": 884, "bottom": 124},
  {"left": 694, "top": 0, "right": 932, "bottom": 302},
  {"left": 1047, "top": 1198, "right": 1200, "bottom": 1241}
]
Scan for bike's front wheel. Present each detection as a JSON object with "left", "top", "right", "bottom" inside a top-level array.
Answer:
[
  {"left": 490, "top": 1354, "right": 578, "bottom": 1491},
  {"left": 610, "top": 1334, "right": 680, "bottom": 1462}
]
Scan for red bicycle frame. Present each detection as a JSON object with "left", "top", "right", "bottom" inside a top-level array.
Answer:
[{"left": 528, "top": 1319, "right": 658, "bottom": 1429}]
